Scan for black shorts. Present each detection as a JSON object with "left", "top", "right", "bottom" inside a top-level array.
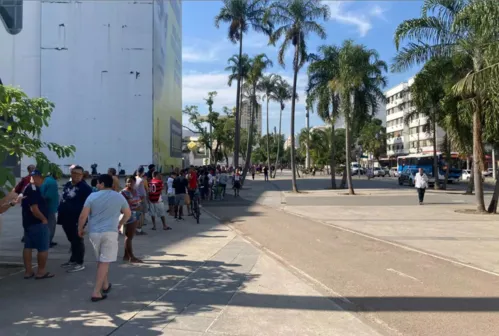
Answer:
[{"left": 234, "top": 181, "right": 241, "bottom": 189}]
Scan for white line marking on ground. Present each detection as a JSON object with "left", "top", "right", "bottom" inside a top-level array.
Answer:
[
  {"left": 387, "top": 268, "right": 422, "bottom": 283},
  {"left": 285, "top": 209, "right": 499, "bottom": 278},
  {"left": 452, "top": 200, "right": 465, "bottom": 203}
]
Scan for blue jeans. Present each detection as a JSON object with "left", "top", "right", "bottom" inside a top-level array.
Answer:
[{"left": 24, "top": 223, "right": 50, "bottom": 252}]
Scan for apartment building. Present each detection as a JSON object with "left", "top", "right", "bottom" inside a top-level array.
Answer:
[
  {"left": 385, "top": 77, "right": 444, "bottom": 157},
  {"left": 240, "top": 101, "right": 262, "bottom": 138}
]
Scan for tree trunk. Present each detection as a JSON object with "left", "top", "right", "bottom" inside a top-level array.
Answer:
[
  {"left": 289, "top": 50, "right": 299, "bottom": 193},
  {"left": 305, "top": 111, "right": 310, "bottom": 169},
  {"left": 473, "top": 107, "right": 486, "bottom": 212},
  {"left": 330, "top": 123, "right": 336, "bottom": 189},
  {"left": 233, "top": 31, "right": 244, "bottom": 168},
  {"left": 432, "top": 113, "right": 440, "bottom": 190},
  {"left": 273, "top": 107, "right": 283, "bottom": 178},
  {"left": 241, "top": 86, "right": 256, "bottom": 183},
  {"left": 442, "top": 138, "right": 451, "bottom": 190},
  {"left": 344, "top": 93, "right": 355, "bottom": 195},
  {"left": 340, "top": 165, "right": 347, "bottom": 189},
  {"left": 266, "top": 98, "right": 271, "bottom": 178}
]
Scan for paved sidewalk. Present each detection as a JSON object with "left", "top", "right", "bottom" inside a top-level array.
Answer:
[{"left": 0, "top": 206, "right": 381, "bottom": 335}]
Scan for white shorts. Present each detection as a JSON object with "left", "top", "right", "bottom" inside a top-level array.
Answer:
[
  {"left": 89, "top": 232, "right": 119, "bottom": 263},
  {"left": 148, "top": 202, "right": 166, "bottom": 217}
]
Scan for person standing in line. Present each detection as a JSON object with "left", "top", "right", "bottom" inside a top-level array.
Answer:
[
  {"left": 21, "top": 170, "right": 55, "bottom": 280},
  {"left": 135, "top": 167, "right": 148, "bottom": 235},
  {"left": 251, "top": 165, "right": 256, "bottom": 180},
  {"left": 40, "top": 172, "right": 60, "bottom": 248},
  {"left": 173, "top": 170, "right": 188, "bottom": 221},
  {"left": 58, "top": 165, "right": 92, "bottom": 273},
  {"left": 218, "top": 168, "right": 228, "bottom": 200},
  {"left": 167, "top": 171, "right": 176, "bottom": 215},
  {"left": 263, "top": 166, "right": 269, "bottom": 181},
  {"left": 414, "top": 168, "right": 429, "bottom": 205},
  {"left": 16, "top": 164, "right": 36, "bottom": 243},
  {"left": 108, "top": 168, "right": 121, "bottom": 192},
  {"left": 78, "top": 174, "right": 131, "bottom": 302},
  {"left": 148, "top": 172, "right": 171, "bottom": 231},
  {"left": 146, "top": 164, "right": 156, "bottom": 181},
  {"left": 120, "top": 176, "right": 142, "bottom": 263},
  {"left": 187, "top": 166, "right": 198, "bottom": 215},
  {"left": 233, "top": 169, "right": 241, "bottom": 197}
]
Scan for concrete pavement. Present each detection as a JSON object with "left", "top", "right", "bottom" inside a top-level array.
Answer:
[
  {"left": 201, "top": 176, "right": 499, "bottom": 336},
  {"left": 0, "top": 203, "right": 381, "bottom": 335}
]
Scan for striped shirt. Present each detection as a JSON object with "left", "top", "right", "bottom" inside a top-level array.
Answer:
[{"left": 148, "top": 178, "right": 163, "bottom": 203}]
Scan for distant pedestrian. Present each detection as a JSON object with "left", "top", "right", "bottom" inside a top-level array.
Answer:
[
  {"left": 135, "top": 167, "right": 148, "bottom": 235},
  {"left": 58, "top": 165, "right": 92, "bottom": 273},
  {"left": 21, "top": 170, "right": 54, "bottom": 280},
  {"left": 173, "top": 170, "right": 188, "bottom": 220},
  {"left": 148, "top": 172, "right": 171, "bottom": 230},
  {"left": 415, "top": 168, "right": 429, "bottom": 205},
  {"left": 78, "top": 174, "right": 131, "bottom": 302},
  {"left": 251, "top": 166, "right": 255, "bottom": 180},
  {"left": 264, "top": 166, "right": 269, "bottom": 181},
  {"left": 120, "top": 176, "right": 142, "bottom": 263},
  {"left": 233, "top": 169, "right": 241, "bottom": 197},
  {"left": 40, "top": 172, "right": 59, "bottom": 248},
  {"left": 108, "top": 168, "right": 121, "bottom": 192},
  {"left": 167, "top": 172, "right": 176, "bottom": 215}
]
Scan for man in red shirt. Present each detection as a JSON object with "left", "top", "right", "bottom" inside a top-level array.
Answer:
[
  {"left": 14, "top": 164, "right": 36, "bottom": 194},
  {"left": 187, "top": 166, "right": 198, "bottom": 215},
  {"left": 148, "top": 172, "right": 171, "bottom": 231}
]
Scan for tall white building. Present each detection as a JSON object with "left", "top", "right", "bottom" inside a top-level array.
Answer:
[
  {"left": 0, "top": 0, "right": 182, "bottom": 176},
  {"left": 240, "top": 101, "right": 262, "bottom": 138},
  {"left": 385, "top": 77, "right": 444, "bottom": 157}
]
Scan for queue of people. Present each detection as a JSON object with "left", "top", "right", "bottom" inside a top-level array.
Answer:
[{"left": 1, "top": 163, "right": 244, "bottom": 301}]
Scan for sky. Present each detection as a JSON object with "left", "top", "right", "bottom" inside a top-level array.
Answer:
[{"left": 182, "top": 0, "right": 424, "bottom": 137}]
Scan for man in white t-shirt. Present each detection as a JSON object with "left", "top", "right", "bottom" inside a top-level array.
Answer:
[
  {"left": 78, "top": 174, "right": 131, "bottom": 302},
  {"left": 167, "top": 172, "right": 175, "bottom": 215}
]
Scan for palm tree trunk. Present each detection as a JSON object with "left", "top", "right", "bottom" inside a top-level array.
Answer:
[
  {"left": 466, "top": 163, "right": 474, "bottom": 195},
  {"left": 432, "top": 112, "right": 440, "bottom": 190},
  {"left": 340, "top": 165, "right": 347, "bottom": 189},
  {"left": 330, "top": 123, "right": 336, "bottom": 189},
  {"left": 233, "top": 31, "right": 244, "bottom": 168},
  {"left": 473, "top": 106, "right": 486, "bottom": 212},
  {"left": 266, "top": 98, "right": 271, "bottom": 178},
  {"left": 345, "top": 93, "right": 354, "bottom": 195},
  {"left": 241, "top": 87, "right": 256, "bottom": 183},
  {"left": 289, "top": 51, "right": 299, "bottom": 193},
  {"left": 273, "top": 107, "right": 283, "bottom": 178}
]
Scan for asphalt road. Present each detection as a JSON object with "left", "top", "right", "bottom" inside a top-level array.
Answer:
[{"left": 203, "top": 181, "right": 499, "bottom": 336}]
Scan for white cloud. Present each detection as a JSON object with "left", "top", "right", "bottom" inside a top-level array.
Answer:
[{"left": 324, "top": 1, "right": 387, "bottom": 37}]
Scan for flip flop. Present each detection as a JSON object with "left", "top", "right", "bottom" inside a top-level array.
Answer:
[
  {"left": 35, "top": 272, "right": 55, "bottom": 280},
  {"left": 163, "top": 227, "right": 172, "bottom": 231},
  {"left": 24, "top": 273, "right": 35, "bottom": 279},
  {"left": 130, "top": 258, "right": 144, "bottom": 263},
  {"left": 102, "top": 283, "right": 112, "bottom": 294},
  {"left": 91, "top": 294, "right": 108, "bottom": 302},
  {"left": 151, "top": 227, "right": 157, "bottom": 231}
]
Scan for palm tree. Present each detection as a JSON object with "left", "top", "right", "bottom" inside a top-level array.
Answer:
[
  {"left": 241, "top": 54, "right": 273, "bottom": 181},
  {"left": 268, "top": 0, "right": 330, "bottom": 192},
  {"left": 271, "top": 77, "right": 293, "bottom": 177},
  {"left": 392, "top": 0, "right": 499, "bottom": 212},
  {"left": 258, "top": 74, "right": 280, "bottom": 177},
  {"left": 307, "top": 45, "right": 341, "bottom": 188},
  {"left": 215, "top": 0, "right": 273, "bottom": 168},
  {"left": 226, "top": 53, "right": 251, "bottom": 117},
  {"left": 330, "top": 40, "right": 388, "bottom": 195}
]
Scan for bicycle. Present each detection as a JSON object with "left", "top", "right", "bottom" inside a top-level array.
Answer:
[{"left": 190, "top": 189, "right": 201, "bottom": 224}]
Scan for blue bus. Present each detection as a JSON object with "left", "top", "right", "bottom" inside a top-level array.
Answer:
[{"left": 397, "top": 153, "right": 462, "bottom": 183}]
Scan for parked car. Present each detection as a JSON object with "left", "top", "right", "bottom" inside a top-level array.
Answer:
[
  {"left": 373, "top": 167, "right": 385, "bottom": 177},
  {"left": 351, "top": 162, "right": 364, "bottom": 175},
  {"left": 382, "top": 167, "right": 390, "bottom": 176},
  {"left": 390, "top": 167, "right": 399, "bottom": 177}
]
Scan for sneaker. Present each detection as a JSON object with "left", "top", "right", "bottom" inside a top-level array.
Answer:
[
  {"left": 67, "top": 264, "right": 85, "bottom": 273},
  {"left": 61, "top": 261, "right": 76, "bottom": 268}
]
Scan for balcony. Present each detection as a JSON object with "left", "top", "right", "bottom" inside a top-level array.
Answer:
[
  {"left": 409, "top": 132, "right": 431, "bottom": 141},
  {"left": 386, "top": 124, "right": 404, "bottom": 133},
  {"left": 386, "top": 136, "right": 404, "bottom": 145},
  {"left": 387, "top": 149, "right": 407, "bottom": 156},
  {"left": 386, "top": 110, "right": 404, "bottom": 122},
  {"left": 409, "top": 116, "right": 428, "bottom": 128}
]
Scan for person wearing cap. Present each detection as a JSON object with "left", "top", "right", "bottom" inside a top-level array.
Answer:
[
  {"left": 40, "top": 171, "right": 60, "bottom": 248},
  {"left": 58, "top": 165, "right": 92, "bottom": 273},
  {"left": 21, "top": 170, "right": 54, "bottom": 279}
]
